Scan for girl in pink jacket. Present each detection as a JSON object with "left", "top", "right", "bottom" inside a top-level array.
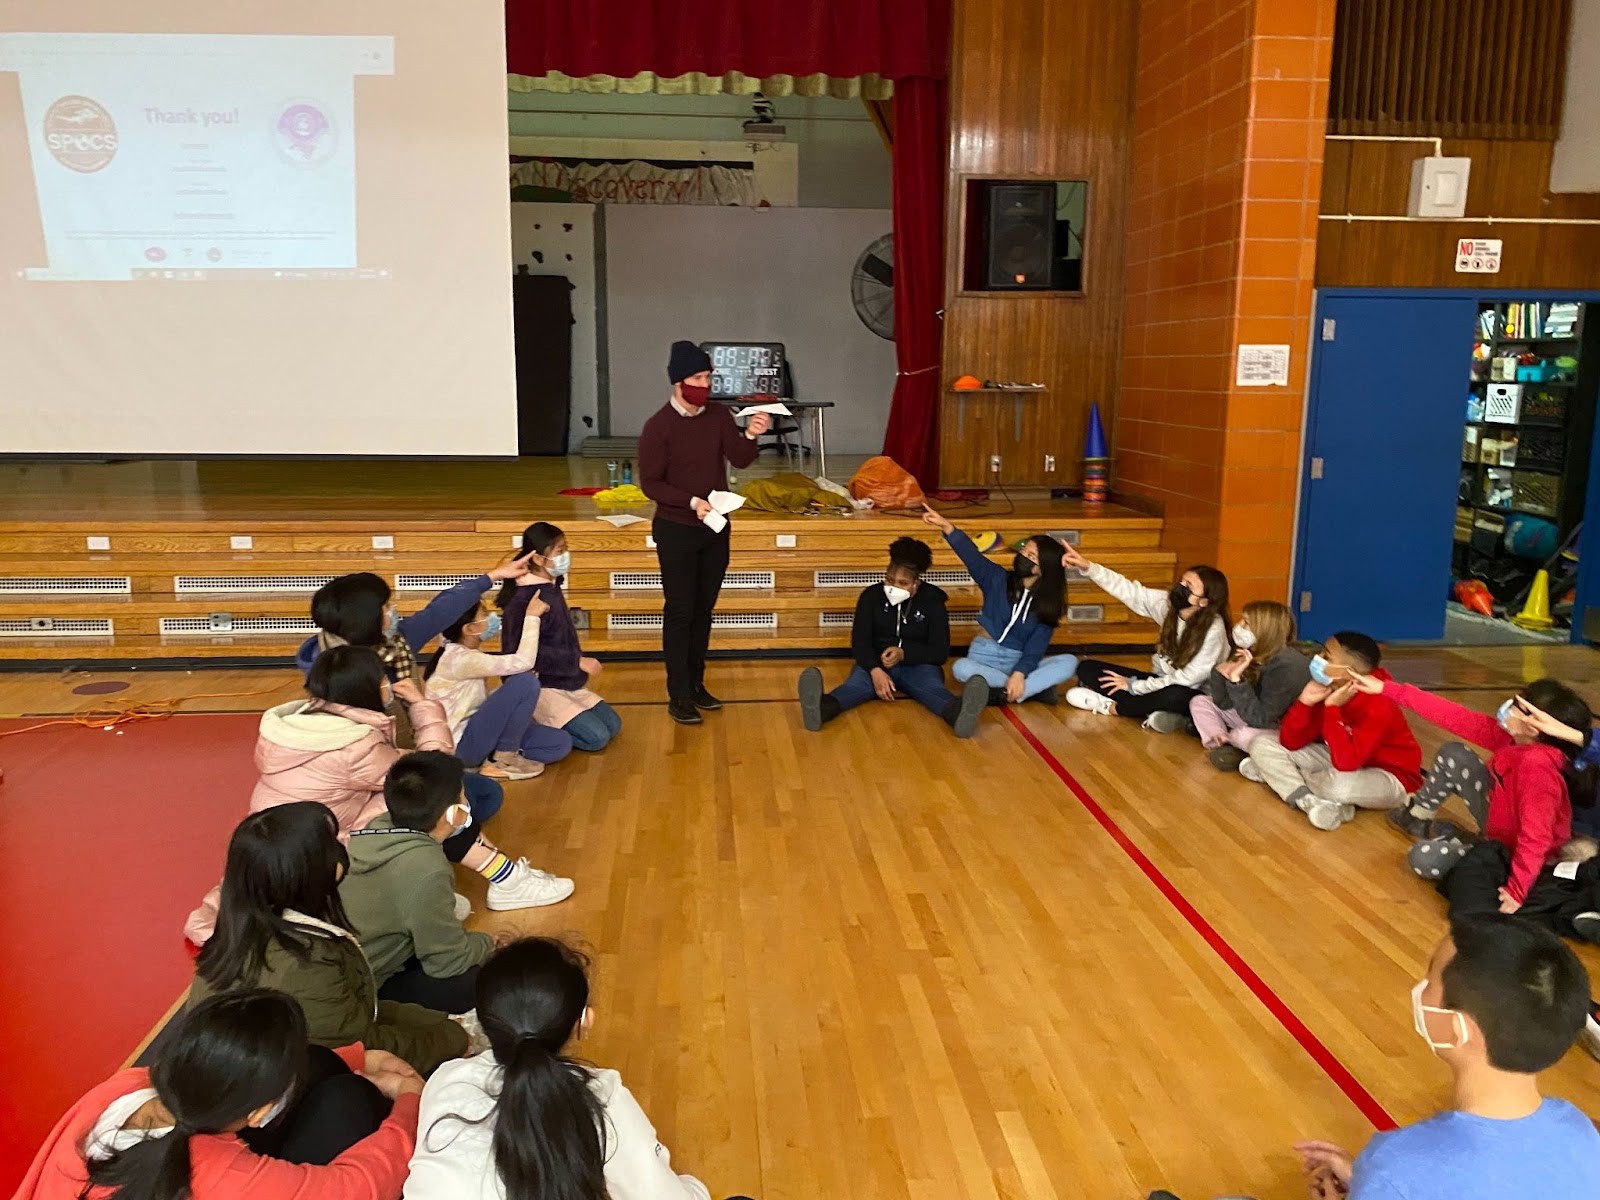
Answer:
[{"left": 185, "top": 648, "right": 572, "bottom": 943}]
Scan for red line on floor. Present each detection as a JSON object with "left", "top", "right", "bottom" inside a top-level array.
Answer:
[{"left": 1001, "top": 708, "right": 1398, "bottom": 1132}]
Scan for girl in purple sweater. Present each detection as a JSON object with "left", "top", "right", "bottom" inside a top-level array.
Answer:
[{"left": 497, "top": 522, "right": 622, "bottom": 752}]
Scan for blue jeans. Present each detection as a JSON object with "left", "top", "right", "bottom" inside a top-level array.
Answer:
[
  {"left": 831, "top": 662, "right": 955, "bottom": 717},
  {"left": 443, "top": 772, "right": 504, "bottom": 864},
  {"left": 951, "top": 636, "right": 1079, "bottom": 700},
  {"left": 454, "top": 673, "right": 573, "bottom": 766},
  {"left": 562, "top": 701, "right": 622, "bottom": 751}
]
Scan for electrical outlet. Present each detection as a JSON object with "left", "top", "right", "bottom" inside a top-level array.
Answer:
[
  {"left": 775, "top": 534, "right": 797, "bottom": 548},
  {"left": 371, "top": 535, "right": 395, "bottom": 550},
  {"left": 86, "top": 536, "right": 110, "bottom": 551},
  {"left": 229, "top": 535, "right": 253, "bottom": 550},
  {"left": 989, "top": 454, "right": 1001, "bottom": 473},
  {"left": 1044, "top": 454, "right": 1056, "bottom": 472}
]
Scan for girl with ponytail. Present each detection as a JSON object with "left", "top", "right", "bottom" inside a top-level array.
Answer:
[
  {"left": 407, "top": 938, "right": 713, "bottom": 1200},
  {"left": 16, "top": 990, "right": 422, "bottom": 1200}
]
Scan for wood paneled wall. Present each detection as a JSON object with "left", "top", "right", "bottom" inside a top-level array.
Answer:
[
  {"left": 1317, "top": 138, "right": 1600, "bottom": 289},
  {"left": 938, "top": 0, "right": 1139, "bottom": 488}
]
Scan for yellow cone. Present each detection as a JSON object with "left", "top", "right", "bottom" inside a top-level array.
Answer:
[{"left": 1512, "top": 569, "right": 1555, "bottom": 630}]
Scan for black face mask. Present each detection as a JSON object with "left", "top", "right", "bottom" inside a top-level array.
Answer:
[
  {"left": 1013, "top": 554, "right": 1037, "bottom": 577},
  {"left": 1169, "top": 584, "right": 1194, "bottom": 610}
]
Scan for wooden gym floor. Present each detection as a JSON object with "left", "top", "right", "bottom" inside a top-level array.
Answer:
[{"left": 3, "top": 645, "right": 1598, "bottom": 1199}]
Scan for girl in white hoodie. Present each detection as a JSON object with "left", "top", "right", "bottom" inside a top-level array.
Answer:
[
  {"left": 1060, "top": 545, "right": 1233, "bottom": 732},
  {"left": 406, "top": 938, "right": 714, "bottom": 1200}
]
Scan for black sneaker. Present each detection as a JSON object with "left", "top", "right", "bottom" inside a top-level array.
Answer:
[
  {"left": 1031, "top": 686, "right": 1059, "bottom": 705},
  {"left": 798, "top": 667, "right": 824, "bottom": 732},
  {"left": 668, "top": 699, "right": 703, "bottom": 725},
  {"left": 950, "top": 675, "right": 989, "bottom": 738},
  {"left": 1572, "top": 912, "right": 1600, "bottom": 945},
  {"left": 987, "top": 686, "right": 1008, "bottom": 707},
  {"left": 693, "top": 686, "right": 723, "bottom": 711},
  {"left": 1386, "top": 805, "right": 1434, "bottom": 838},
  {"left": 1208, "top": 744, "right": 1247, "bottom": 772}
]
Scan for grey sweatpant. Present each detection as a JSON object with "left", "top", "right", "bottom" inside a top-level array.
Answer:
[{"left": 1246, "top": 734, "right": 1409, "bottom": 811}]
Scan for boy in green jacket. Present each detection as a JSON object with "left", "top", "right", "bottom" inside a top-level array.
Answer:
[{"left": 342, "top": 751, "right": 515, "bottom": 1014}]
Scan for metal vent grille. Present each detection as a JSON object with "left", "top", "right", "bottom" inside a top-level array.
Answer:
[
  {"left": 395, "top": 574, "right": 480, "bottom": 592},
  {"left": 175, "top": 575, "right": 334, "bottom": 594},
  {"left": 819, "top": 611, "right": 855, "bottom": 628},
  {"left": 814, "top": 569, "right": 972, "bottom": 588},
  {"left": 0, "top": 617, "right": 114, "bottom": 637},
  {"left": 160, "top": 616, "right": 318, "bottom": 636},
  {"left": 1067, "top": 605, "right": 1105, "bottom": 623},
  {"left": 608, "top": 570, "right": 774, "bottom": 591},
  {"left": 949, "top": 612, "right": 982, "bottom": 626},
  {"left": 0, "top": 576, "right": 132, "bottom": 595},
  {"left": 608, "top": 612, "right": 778, "bottom": 632}
]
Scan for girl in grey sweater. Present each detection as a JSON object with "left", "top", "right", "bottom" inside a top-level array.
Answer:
[{"left": 1190, "top": 600, "right": 1310, "bottom": 772}]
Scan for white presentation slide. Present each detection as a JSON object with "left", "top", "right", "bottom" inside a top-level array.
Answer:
[
  {"left": 0, "top": 3, "right": 517, "bottom": 457},
  {"left": 0, "top": 33, "right": 393, "bottom": 281}
]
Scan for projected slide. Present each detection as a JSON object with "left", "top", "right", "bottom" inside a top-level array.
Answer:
[{"left": 0, "top": 33, "right": 393, "bottom": 280}]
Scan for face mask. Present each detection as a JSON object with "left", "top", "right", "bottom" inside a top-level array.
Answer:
[
  {"left": 1410, "top": 979, "right": 1470, "bottom": 1053},
  {"left": 679, "top": 382, "right": 710, "bottom": 408},
  {"left": 883, "top": 584, "right": 911, "bottom": 606},
  {"left": 1232, "top": 623, "right": 1256, "bottom": 650},
  {"left": 446, "top": 801, "right": 473, "bottom": 838},
  {"left": 1496, "top": 698, "right": 1517, "bottom": 731},
  {"left": 476, "top": 613, "right": 502, "bottom": 642},
  {"left": 380, "top": 682, "right": 395, "bottom": 709},
  {"left": 548, "top": 552, "right": 571, "bottom": 578},
  {"left": 383, "top": 607, "right": 400, "bottom": 638},
  {"left": 256, "top": 1088, "right": 292, "bottom": 1128},
  {"left": 1308, "top": 654, "right": 1334, "bottom": 686},
  {"left": 1012, "top": 554, "right": 1036, "bottom": 577},
  {"left": 1169, "top": 584, "right": 1193, "bottom": 610}
]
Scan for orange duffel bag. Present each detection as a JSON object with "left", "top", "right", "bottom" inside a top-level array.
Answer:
[{"left": 848, "top": 456, "right": 925, "bottom": 510}]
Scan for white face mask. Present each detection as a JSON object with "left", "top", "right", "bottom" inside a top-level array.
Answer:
[
  {"left": 255, "top": 1088, "right": 292, "bottom": 1128},
  {"left": 883, "top": 584, "right": 911, "bottom": 606},
  {"left": 1411, "top": 979, "right": 1470, "bottom": 1053},
  {"left": 548, "top": 551, "right": 571, "bottom": 578},
  {"left": 1232, "top": 623, "right": 1256, "bottom": 650},
  {"left": 445, "top": 801, "right": 473, "bottom": 839}
]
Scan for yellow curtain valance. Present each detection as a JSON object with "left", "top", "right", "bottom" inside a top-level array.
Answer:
[{"left": 506, "top": 70, "right": 893, "bottom": 100}]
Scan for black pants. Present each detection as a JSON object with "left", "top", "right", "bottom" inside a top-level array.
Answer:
[
  {"left": 240, "top": 1044, "right": 391, "bottom": 1165},
  {"left": 1074, "top": 659, "right": 1198, "bottom": 720},
  {"left": 379, "top": 957, "right": 480, "bottom": 1015},
  {"left": 653, "top": 516, "right": 730, "bottom": 703}
]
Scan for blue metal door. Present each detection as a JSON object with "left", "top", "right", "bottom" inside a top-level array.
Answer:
[{"left": 1294, "top": 294, "right": 1477, "bottom": 641}]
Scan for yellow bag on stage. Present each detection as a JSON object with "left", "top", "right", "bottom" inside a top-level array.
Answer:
[{"left": 738, "top": 474, "right": 849, "bottom": 514}]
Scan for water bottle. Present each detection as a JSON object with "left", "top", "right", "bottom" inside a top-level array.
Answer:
[
  {"left": 606, "top": 460, "right": 619, "bottom": 488},
  {"left": 622, "top": 459, "right": 633, "bottom": 485}
]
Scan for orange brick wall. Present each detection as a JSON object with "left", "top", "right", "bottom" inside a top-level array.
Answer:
[{"left": 1118, "top": 0, "right": 1335, "bottom": 607}]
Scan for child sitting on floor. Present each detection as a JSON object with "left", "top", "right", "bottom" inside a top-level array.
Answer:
[
  {"left": 1190, "top": 599, "right": 1309, "bottom": 771},
  {"left": 1241, "top": 630, "right": 1422, "bottom": 831},
  {"left": 919, "top": 504, "right": 1077, "bottom": 705},
  {"left": 1500, "top": 695, "right": 1600, "bottom": 840},
  {"left": 1354, "top": 675, "right": 1595, "bottom": 908},
  {"left": 1440, "top": 836, "right": 1600, "bottom": 943},
  {"left": 1059, "top": 544, "right": 1232, "bottom": 732},
  {"left": 796, "top": 536, "right": 988, "bottom": 738},
  {"left": 342, "top": 752, "right": 548, "bottom": 1020}
]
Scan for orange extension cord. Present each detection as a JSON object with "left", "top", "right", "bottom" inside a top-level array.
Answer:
[{"left": 0, "top": 683, "right": 288, "bottom": 739}]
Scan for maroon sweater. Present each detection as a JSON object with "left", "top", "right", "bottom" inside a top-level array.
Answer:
[{"left": 638, "top": 401, "right": 760, "bottom": 526}]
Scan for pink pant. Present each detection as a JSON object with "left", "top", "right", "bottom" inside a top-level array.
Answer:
[{"left": 1189, "top": 694, "right": 1269, "bottom": 750}]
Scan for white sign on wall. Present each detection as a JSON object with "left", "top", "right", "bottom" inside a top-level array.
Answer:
[
  {"left": 1235, "top": 344, "right": 1290, "bottom": 387},
  {"left": 1455, "top": 238, "right": 1503, "bottom": 273}
]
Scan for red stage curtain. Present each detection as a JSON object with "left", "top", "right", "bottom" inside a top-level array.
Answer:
[
  {"left": 505, "top": 0, "right": 949, "bottom": 80},
  {"left": 880, "top": 76, "right": 947, "bottom": 490}
]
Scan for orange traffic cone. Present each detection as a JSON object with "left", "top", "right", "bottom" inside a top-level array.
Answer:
[{"left": 1512, "top": 569, "right": 1554, "bottom": 630}]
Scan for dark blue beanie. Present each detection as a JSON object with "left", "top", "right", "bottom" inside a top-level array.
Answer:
[{"left": 667, "top": 340, "right": 712, "bottom": 384}]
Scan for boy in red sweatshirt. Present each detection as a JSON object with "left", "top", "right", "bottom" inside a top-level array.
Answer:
[{"left": 1242, "top": 630, "right": 1422, "bottom": 831}]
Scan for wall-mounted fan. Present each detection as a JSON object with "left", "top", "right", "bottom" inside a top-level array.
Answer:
[{"left": 851, "top": 234, "right": 894, "bottom": 340}]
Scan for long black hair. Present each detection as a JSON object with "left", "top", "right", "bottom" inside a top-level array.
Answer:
[
  {"left": 424, "top": 601, "right": 484, "bottom": 682},
  {"left": 1520, "top": 678, "right": 1599, "bottom": 809},
  {"left": 306, "top": 644, "right": 388, "bottom": 713},
  {"left": 1006, "top": 535, "right": 1066, "bottom": 628},
  {"left": 496, "top": 522, "right": 566, "bottom": 611},
  {"left": 196, "top": 803, "right": 353, "bottom": 991},
  {"left": 432, "top": 938, "right": 606, "bottom": 1200},
  {"left": 80, "top": 990, "right": 307, "bottom": 1200},
  {"left": 309, "top": 572, "right": 392, "bottom": 647}
]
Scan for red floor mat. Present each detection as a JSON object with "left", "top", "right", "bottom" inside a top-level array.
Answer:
[{"left": 0, "top": 714, "right": 260, "bottom": 1189}]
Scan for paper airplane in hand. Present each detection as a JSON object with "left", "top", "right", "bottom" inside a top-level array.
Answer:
[{"left": 734, "top": 402, "right": 792, "bottom": 418}]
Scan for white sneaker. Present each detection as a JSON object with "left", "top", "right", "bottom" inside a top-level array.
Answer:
[
  {"left": 486, "top": 858, "right": 575, "bottom": 911},
  {"left": 1580, "top": 1013, "right": 1600, "bottom": 1062},
  {"left": 453, "top": 892, "right": 472, "bottom": 921},
  {"left": 1306, "top": 797, "right": 1356, "bottom": 831},
  {"left": 1239, "top": 758, "right": 1264, "bottom": 783},
  {"left": 1065, "top": 687, "right": 1116, "bottom": 716},
  {"left": 1142, "top": 711, "right": 1192, "bottom": 734}
]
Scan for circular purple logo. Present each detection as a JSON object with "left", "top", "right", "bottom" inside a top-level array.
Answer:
[{"left": 273, "top": 101, "right": 336, "bottom": 166}]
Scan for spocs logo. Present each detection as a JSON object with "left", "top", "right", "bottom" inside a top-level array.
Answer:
[{"left": 44, "top": 95, "right": 118, "bottom": 173}]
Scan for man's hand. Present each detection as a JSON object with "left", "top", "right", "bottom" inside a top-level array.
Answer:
[
  {"left": 1099, "top": 670, "right": 1131, "bottom": 694},
  {"left": 1299, "top": 680, "right": 1332, "bottom": 705},
  {"left": 579, "top": 656, "right": 602, "bottom": 678},
  {"left": 745, "top": 412, "right": 773, "bottom": 439},
  {"left": 487, "top": 549, "right": 538, "bottom": 582},
  {"left": 871, "top": 667, "right": 897, "bottom": 702},
  {"left": 1006, "top": 672, "right": 1027, "bottom": 703},
  {"left": 692, "top": 497, "right": 713, "bottom": 520},
  {"left": 881, "top": 646, "right": 905, "bottom": 668},
  {"left": 1324, "top": 679, "right": 1358, "bottom": 708},
  {"left": 920, "top": 503, "right": 955, "bottom": 535}
]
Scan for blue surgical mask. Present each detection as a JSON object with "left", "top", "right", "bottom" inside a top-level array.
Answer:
[
  {"left": 383, "top": 607, "right": 400, "bottom": 638},
  {"left": 1496, "top": 698, "right": 1516, "bottom": 731},
  {"left": 1308, "top": 654, "right": 1334, "bottom": 686},
  {"left": 549, "top": 551, "right": 571, "bottom": 578},
  {"left": 478, "top": 613, "right": 502, "bottom": 642}
]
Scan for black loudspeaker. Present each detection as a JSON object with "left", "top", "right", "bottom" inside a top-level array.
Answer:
[{"left": 983, "top": 183, "right": 1056, "bottom": 290}]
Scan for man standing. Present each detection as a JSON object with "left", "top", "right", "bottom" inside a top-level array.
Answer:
[{"left": 639, "top": 340, "right": 771, "bottom": 725}]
